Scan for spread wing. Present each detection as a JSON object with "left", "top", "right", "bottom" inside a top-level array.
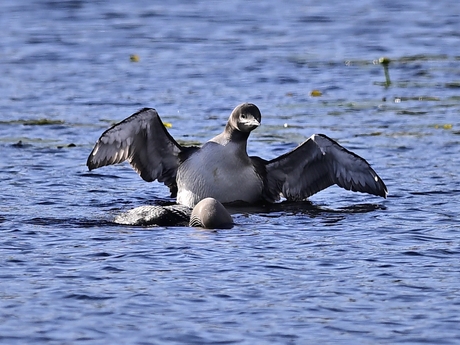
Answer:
[
  {"left": 87, "top": 108, "right": 183, "bottom": 193},
  {"left": 264, "top": 134, "right": 388, "bottom": 201}
]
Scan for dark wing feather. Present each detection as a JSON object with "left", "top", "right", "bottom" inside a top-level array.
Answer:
[
  {"left": 264, "top": 134, "right": 388, "bottom": 201},
  {"left": 87, "top": 108, "right": 182, "bottom": 192}
]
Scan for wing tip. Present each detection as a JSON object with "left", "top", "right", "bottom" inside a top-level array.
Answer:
[
  {"left": 86, "top": 158, "right": 93, "bottom": 171},
  {"left": 373, "top": 181, "right": 388, "bottom": 199},
  {"left": 86, "top": 151, "right": 98, "bottom": 171},
  {"left": 86, "top": 161, "right": 98, "bottom": 172},
  {"left": 382, "top": 187, "right": 389, "bottom": 199},
  {"left": 377, "top": 176, "right": 388, "bottom": 199}
]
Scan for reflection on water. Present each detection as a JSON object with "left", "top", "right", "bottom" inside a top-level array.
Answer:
[{"left": 1, "top": 0, "right": 460, "bottom": 343}]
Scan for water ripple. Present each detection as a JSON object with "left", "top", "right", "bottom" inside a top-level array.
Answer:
[{"left": 1, "top": 0, "right": 460, "bottom": 344}]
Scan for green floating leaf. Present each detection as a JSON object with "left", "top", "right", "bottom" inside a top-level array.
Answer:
[
  {"left": 433, "top": 124, "right": 453, "bottom": 130},
  {"left": 397, "top": 110, "right": 428, "bottom": 115},
  {"left": 23, "top": 119, "right": 65, "bottom": 126},
  {"left": 445, "top": 82, "right": 460, "bottom": 89},
  {"left": 378, "top": 56, "right": 391, "bottom": 65},
  {"left": 310, "top": 90, "right": 322, "bottom": 97}
]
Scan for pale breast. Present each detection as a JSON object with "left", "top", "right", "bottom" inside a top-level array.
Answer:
[{"left": 176, "top": 142, "right": 263, "bottom": 207}]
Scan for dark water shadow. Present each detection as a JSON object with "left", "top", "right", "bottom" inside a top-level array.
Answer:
[
  {"left": 226, "top": 200, "right": 386, "bottom": 217},
  {"left": 18, "top": 200, "right": 386, "bottom": 230}
]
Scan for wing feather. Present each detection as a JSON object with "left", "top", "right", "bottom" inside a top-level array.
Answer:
[
  {"left": 87, "top": 108, "right": 183, "bottom": 192},
  {"left": 264, "top": 134, "right": 387, "bottom": 201}
]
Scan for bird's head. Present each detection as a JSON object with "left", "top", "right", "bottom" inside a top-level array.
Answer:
[{"left": 228, "top": 103, "right": 261, "bottom": 133}]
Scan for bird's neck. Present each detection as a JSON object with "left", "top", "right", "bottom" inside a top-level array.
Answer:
[
  {"left": 210, "top": 125, "right": 249, "bottom": 154},
  {"left": 225, "top": 124, "right": 250, "bottom": 144}
]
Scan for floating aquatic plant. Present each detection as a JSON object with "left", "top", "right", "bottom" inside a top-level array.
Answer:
[{"left": 22, "top": 119, "right": 65, "bottom": 126}]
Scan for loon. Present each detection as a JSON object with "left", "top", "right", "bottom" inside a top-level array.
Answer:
[
  {"left": 87, "top": 103, "right": 387, "bottom": 208},
  {"left": 114, "top": 197, "right": 233, "bottom": 229}
]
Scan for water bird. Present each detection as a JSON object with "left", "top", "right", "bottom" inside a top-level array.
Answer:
[
  {"left": 189, "top": 197, "right": 233, "bottom": 229},
  {"left": 114, "top": 197, "right": 233, "bottom": 229},
  {"left": 87, "top": 103, "right": 387, "bottom": 208}
]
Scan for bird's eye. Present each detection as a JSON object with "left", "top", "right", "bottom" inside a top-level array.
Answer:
[{"left": 241, "top": 114, "right": 247, "bottom": 119}]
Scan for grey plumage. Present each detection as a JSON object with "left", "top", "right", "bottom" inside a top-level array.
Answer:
[
  {"left": 87, "top": 103, "right": 387, "bottom": 207},
  {"left": 189, "top": 198, "right": 233, "bottom": 229},
  {"left": 261, "top": 134, "right": 387, "bottom": 202},
  {"left": 87, "top": 108, "right": 187, "bottom": 196},
  {"left": 114, "top": 204, "right": 191, "bottom": 227},
  {"left": 113, "top": 197, "right": 233, "bottom": 229}
]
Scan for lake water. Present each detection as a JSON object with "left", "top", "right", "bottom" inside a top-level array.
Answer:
[{"left": 1, "top": 0, "right": 460, "bottom": 344}]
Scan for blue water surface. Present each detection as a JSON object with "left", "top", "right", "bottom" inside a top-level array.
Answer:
[{"left": 1, "top": 0, "right": 460, "bottom": 344}]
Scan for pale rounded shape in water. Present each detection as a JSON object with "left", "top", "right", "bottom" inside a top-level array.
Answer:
[{"left": 189, "top": 198, "right": 233, "bottom": 229}]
